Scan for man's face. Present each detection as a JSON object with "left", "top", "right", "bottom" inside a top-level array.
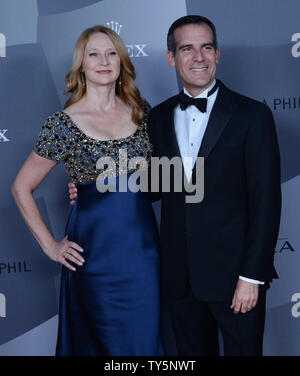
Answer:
[{"left": 167, "top": 23, "right": 220, "bottom": 97}]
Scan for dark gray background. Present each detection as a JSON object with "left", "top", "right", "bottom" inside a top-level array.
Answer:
[{"left": 0, "top": 0, "right": 299, "bottom": 355}]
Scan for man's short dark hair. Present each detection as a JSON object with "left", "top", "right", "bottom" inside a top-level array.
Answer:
[{"left": 167, "top": 15, "right": 218, "bottom": 55}]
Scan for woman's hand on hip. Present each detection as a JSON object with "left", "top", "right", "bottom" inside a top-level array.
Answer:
[{"left": 45, "top": 236, "right": 84, "bottom": 271}]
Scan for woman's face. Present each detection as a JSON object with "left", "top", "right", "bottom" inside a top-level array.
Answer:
[{"left": 82, "top": 32, "right": 121, "bottom": 88}]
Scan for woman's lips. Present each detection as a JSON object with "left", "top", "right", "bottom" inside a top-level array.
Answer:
[{"left": 96, "top": 70, "right": 112, "bottom": 74}]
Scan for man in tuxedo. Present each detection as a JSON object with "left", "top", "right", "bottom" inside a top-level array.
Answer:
[{"left": 147, "top": 15, "right": 281, "bottom": 356}]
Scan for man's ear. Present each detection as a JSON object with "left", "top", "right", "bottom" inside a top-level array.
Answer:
[
  {"left": 166, "top": 50, "right": 176, "bottom": 67},
  {"left": 215, "top": 48, "right": 220, "bottom": 64}
]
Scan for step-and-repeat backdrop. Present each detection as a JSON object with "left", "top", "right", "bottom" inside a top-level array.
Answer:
[{"left": 0, "top": 0, "right": 299, "bottom": 355}]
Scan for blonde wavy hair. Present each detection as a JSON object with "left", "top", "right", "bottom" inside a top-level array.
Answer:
[{"left": 63, "top": 25, "right": 144, "bottom": 124}]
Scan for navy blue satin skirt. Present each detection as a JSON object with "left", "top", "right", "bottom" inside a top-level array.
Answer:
[{"left": 56, "top": 177, "right": 164, "bottom": 356}]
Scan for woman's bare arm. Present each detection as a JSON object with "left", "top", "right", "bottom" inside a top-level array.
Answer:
[{"left": 12, "top": 151, "right": 85, "bottom": 271}]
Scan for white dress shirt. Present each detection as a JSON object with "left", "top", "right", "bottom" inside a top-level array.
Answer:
[
  {"left": 174, "top": 81, "right": 217, "bottom": 182},
  {"left": 174, "top": 80, "right": 264, "bottom": 285}
]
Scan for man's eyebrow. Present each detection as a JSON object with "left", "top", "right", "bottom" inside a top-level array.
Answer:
[
  {"left": 177, "top": 43, "right": 192, "bottom": 51},
  {"left": 177, "top": 42, "right": 214, "bottom": 51}
]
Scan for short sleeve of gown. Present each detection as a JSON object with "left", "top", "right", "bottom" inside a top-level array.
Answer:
[{"left": 33, "top": 113, "right": 68, "bottom": 162}]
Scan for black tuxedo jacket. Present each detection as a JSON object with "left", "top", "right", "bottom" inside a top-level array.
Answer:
[{"left": 148, "top": 81, "right": 281, "bottom": 302}]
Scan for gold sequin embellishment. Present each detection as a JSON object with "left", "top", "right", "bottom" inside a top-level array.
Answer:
[{"left": 33, "top": 102, "right": 152, "bottom": 183}]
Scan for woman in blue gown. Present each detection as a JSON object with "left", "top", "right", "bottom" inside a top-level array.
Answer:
[{"left": 12, "top": 25, "right": 163, "bottom": 356}]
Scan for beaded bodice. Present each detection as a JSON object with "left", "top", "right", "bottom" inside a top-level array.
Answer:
[{"left": 33, "top": 102, "right": 152, "bottom": 183}]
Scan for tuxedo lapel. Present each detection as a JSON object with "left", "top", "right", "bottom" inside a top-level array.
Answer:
[
  {"left": 198, "top": 82, "right": 238, "bottom": 159},
  {"left": 163, "top": 95, "right": 181, "bottom": 159},
  {"left": 158, "top": 95, "right": 189, "bottom": 193}
]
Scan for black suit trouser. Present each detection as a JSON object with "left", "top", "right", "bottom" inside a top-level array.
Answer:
[{"left": 165, "top": 279, "right": 267, "bottom": 356}]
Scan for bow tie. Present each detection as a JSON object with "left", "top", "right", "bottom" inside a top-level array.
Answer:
[
  {"left": 178, "top": 93, "right": 207, "bottom": 112},
  {"left": 178, "top": 81, "right": 219, "bottom": 112}
]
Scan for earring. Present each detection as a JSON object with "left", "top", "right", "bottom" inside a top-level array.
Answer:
[{"left": 118, "top": 73, "right": 122, "bottom": 87}]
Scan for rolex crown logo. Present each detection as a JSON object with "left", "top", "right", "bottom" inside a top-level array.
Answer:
[{"left": 106, "top": 21, "right": 123, "bottom": 35}]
